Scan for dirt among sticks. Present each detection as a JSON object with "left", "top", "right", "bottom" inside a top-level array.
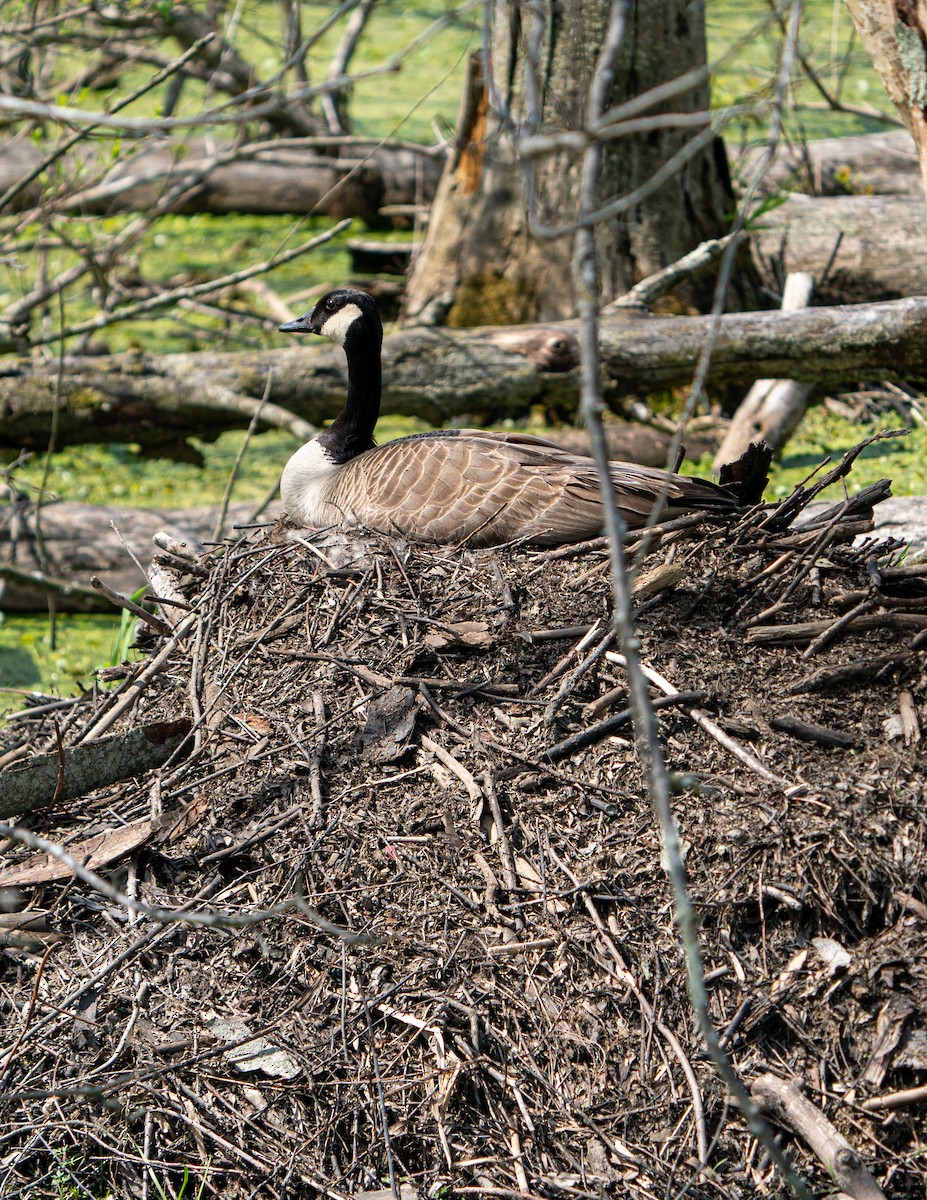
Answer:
[{"left": 1, "top": 451, "right": 926, "bottom": 1200}]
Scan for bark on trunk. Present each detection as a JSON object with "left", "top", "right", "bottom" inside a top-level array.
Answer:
[
  {"left": 4, "top": 297, "right": 927, "bottom": 456},
  {"left": 0, "top": 135, "right": 442, "bottom": 222},
  {"left": 844, "top": 0, "right": 927, "bottom": 200},
  {"left": 403, "top": 0, "right": 753, "bottom": 326}
]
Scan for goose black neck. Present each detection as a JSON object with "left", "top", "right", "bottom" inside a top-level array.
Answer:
[{"left": 321, "top": 319, "right": 381, "bottom": 463}]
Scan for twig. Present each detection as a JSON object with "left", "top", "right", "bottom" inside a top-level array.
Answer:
[
  {"left": 308, "top": 692, "right": 327, "bottom": 830},
  {"left": 860, "top": 1083, "right": 927, "bottom": 1112},
  {"left": 483, "top": 773, "right": 517, "bottom": 891},
  {"left": 801, "top": 594, "right": 875, "bottom": 658},
  {"left": 74, "top": 612, "right": 199, "bottom": 743},
  {"left": 751, "top": 1073, "right": 887, "bottom": 1200},
  {"left": 566, "top": 2, "right": 810, "bottom": 1193},
  {"left": 789, "top": 649, "right": 919, "bottom": 695},
  {"left": 750, "top": 613, "right": 927, "bottom": 647},
  {"left": 0, "top": 943, "right": 58, "bottom": 1081},
  {"left": 769, "top": 715, "right": 860, "bottom": 749},
  {"left": 539, "top": 691, "right": 703, "bottom": 765},
  {"left": 606, "top": 653, "right": 790, "bottom": 786},
  {"left": 20, "top": 219, "right": 352, "bottom": 348},
  {"left": 420, "top": 735, "right": 482, "bottom": 802},
  {"left": 0, "top": 822, "right": 377, "bottom": 943},
  {"left": 606, "top": 233, "right": 743, "bottom": 312},
  {"left": 212, "top": 369, "right": 273, "bottom": 542},
  {"left": 90, "top": 576, "right": 172, "bottom": 636},
  {"left": 898, "top": 691, "right": 922, "bottom": 745},
  {"left": 485, "top": 938, "right": 558, "bottom": 957},
  {"left": 528, "top": 620, "right": 603, "bottom": 695},
  {"left": 543, "top": 628, "right": 614, "bottom": 724}
]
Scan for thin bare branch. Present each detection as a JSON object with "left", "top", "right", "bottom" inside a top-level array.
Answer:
[
  {"left": 5, "top": 219, "right": 351, "bottom": 348},
  {"left": 0, "top": 820, "right": 378, "bottom": 943}
]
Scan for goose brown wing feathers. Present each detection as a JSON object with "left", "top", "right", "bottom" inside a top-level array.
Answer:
[
  {"left": 279, "top": 291, "right": 736, "bottom": 547},
  {"left": 329, "top": 431, "right": 733, "bottom": 547}
]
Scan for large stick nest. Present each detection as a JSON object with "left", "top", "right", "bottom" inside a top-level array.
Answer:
[{"left": 2, "top": 442, "right": 926, "bottom": 1199}]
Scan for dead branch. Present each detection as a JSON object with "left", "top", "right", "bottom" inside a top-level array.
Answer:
[
  {"left": 747, "top": 613, "right": 927, "bottom": 646},
  {"left": 89, "top": 576, "right": 172, "bottom": 636},
  {"left": 0, "top": 134, "right": 442, "bottom": 219},
  {"left": 2, "top": 221, "right": 351, "bottom": 351},
  {"left": 714, "top": 271, "right": 815, "bottom": 469},
  {"left": 0, "top": 718, "right": 191, "bottom": 818},
  {"left": 751, "top": 1072, "right": 887, "bottom": 1200}
]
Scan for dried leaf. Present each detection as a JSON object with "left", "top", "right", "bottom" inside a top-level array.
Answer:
[
  {"left": 423, "top": 620, "right": 492, "bottom": 650},
  {"left": 207, "top": 1016, "right": 301, "bottom": 1080},
  {"left": 156, "top": 793, "right": 211, "bottom": 844},
  {"left": 244, "top": 713, "right": 273, "bottom": 736},
  {"left": 360, "top": 686, "right": 418, "bottom": 763}
]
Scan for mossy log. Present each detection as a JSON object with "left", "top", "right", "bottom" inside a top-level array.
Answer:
[{"left": 3, "top": 297, "right": 927, "bottom": 454}]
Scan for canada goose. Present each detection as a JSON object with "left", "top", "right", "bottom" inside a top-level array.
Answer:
[{"left": 278, "top": 288, "right": 735, "bottom": 548}]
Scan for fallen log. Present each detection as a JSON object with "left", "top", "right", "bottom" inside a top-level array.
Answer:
[
  {"left": 752, "top": 194, "right": 927, "bottom": 301},
  {"left": 5, "top": 297, "right": 927, "bottom": 453},
  {"left": 0, "top": 501, "right": 275, "bottom": 612},
  {"left": 0, "top": 134, "right": 443, "bottom": 222},
  {"left": 736, "top": 129, "right": 920, "bottom": 197}
]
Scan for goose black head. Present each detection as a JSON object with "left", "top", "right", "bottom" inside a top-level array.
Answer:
[{"left": 279, "top": 288, "right": 381, "bottom": 349}]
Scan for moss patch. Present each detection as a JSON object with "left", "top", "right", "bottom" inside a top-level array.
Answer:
[{"left": 448, "top": 270, "right": 539, "bottom": 328}]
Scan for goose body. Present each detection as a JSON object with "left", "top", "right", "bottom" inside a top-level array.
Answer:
[{"left": 279, "top": 289, "right": 735, "bottom": 548}]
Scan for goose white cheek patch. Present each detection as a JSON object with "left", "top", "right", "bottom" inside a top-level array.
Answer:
[{"left": 320, "top": 303, "right": 364, "bottom": 345}]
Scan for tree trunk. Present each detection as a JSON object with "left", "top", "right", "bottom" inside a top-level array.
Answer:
[
  {"left": 844, "top": 0, "right": 927, "bottom": 200},
  {"left": 403, "top": 0, "right": 754, "bottom": 326},
  {"left": 5, "top": 297, "right": 927, "bottom": 456}
]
